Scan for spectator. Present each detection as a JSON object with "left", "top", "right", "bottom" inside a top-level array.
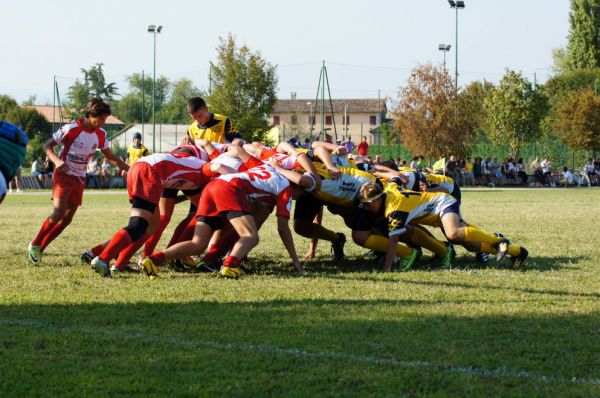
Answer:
[
  {"left": 357, "top": 136, "right": 369, "bottom": 156},
  {"left": 127, "top": 132, "right": 150, "bottom": 166},
  {"left": 302, "top": 138, "right": 311, "bottom": 149},
  {"left": 417, "top": 155, "right": 426, "bottom": 171},
  {"left": 473, "top": 157, "right": 482, "bottom": 185},
  {"left": 445, "top": 155, "right": 459, "bottom": 181},
  {"left": 343, "top": 136, "right": 355, "bottom": 154},
  {"left": 86, "top": 157, "right": 101, "bottom": 189},
  {"left": 374, "top": 153, "right": 383, "bottom": 165},
  {"left": 100, "top": 157, "right": 112, "bottom": 188},
  {"left": 490, "top": 157, "right": 502, "bottom": 183},
  {"left": 541, "top": 156, "right": 553, "bottom": 187},
  {"left": 560, "top": 166, "right": 574, "bottom": 187},
  {"left": 410, "top": 156, "right": 419, "bottom": 171},
  {"left": 31, "top": 156, "right": 46, "bottom": 188},
  {"left": 324, "top": 134, "right": 333, "bottom": 144},
  {"left": 8, "top": 166, "right": 23, "bottom": 193},
  {"left": 43, "top": 157, "right": 54, "bottom": 181},
  {"left": 481, "top": 157, "right": 493, "bottom": 186},
  {"left": 463, "top": 157, "right": 475, "bottom": 186},
  {"left": 287, "top": 134, "right": 301, "bottom": 148},
  {"left": 530, "top": 157, "right": 544, "bottom": 186},
  {"left": 584, "top": 158, "right": 597, "bottom": 185},
  {"left": 515, "top": 158, "right": 528, "bottom": 186}
]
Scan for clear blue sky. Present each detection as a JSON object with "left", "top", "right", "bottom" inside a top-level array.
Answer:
[{"left": 1, "top": 0, "right": 570, "bottom": 104}]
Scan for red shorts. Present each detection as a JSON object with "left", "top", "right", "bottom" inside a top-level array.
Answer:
[
  {"left": 196, "top": 179, "right": 251, "bottom": 218},
  {"left": 127, "top": 162, "right": 163, "bottom": 206},
  {"left": 52, "top": 172, "right": 85, "bottom": 206}
]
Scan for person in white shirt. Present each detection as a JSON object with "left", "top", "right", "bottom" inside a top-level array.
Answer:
[{"left": 560, "top": 166, "right": 574, "bottom": 187}]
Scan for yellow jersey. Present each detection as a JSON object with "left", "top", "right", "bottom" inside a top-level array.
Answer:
[
  {"left": 127, "top": 143, "right": 149, "bottom": 165},
  {"left": 383, "top": 179, "right": 458, "bottom": 236},
  {"left": 188, "top": 113, "right": 239, "bottom": 143},
  {"left": 422, "top": 173, "right": 455, "bottom": 194},
  {"left": 312, "top": 165, "right": 375, "bottom": 207}
]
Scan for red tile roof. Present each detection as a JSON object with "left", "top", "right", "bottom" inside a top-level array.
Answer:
[{"left": 23, "top": 105, "right": 124, "bottom": 125}]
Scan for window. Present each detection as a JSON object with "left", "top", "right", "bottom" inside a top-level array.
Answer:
[
  {"left": 273, "top": 115, "right": 280, "bottom": 125},
  {"left": 369, "top": 115, "right": 377, "bottom": 125},
  {"left": 342, "top": 115, "right": 350, "bottom": 125},
  {"left": 291, "top": 115, "right": 298, "bottom": 125},
  {"left": 325, "top": 115, "right": 332, "bottom": 125}
]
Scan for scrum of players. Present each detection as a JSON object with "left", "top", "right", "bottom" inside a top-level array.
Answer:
[{"left": 26, "top": 97, "right": 528, "bottom": 279}]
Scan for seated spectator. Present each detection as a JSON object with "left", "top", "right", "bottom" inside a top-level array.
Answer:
[
  {"left": 43, "top": 157, "right": 54, "bottom": 182},
  {"left": 410, "top": 156, "right": 419, "bottom": 171},
  {"left": 445, "top": 155, "right": 459, "bottom": 180},
  {"left": 302, "top": 138, "right": 311, "bottom": 149},
  {"left": 473, "top": 157, "right": 482, "bottom": 185},
  {"left": 481, "top": 157, "right": 493, "bottom": 185},
  {"left": 31, "top": 156, "right": 46, "bottom": 188},
  {"left": 464, "top": 157, "right": 475, "bottom": 186},
  {"left": 490, "top": 157, "right": 502, "bottom": 184},
  {"left": 530, "top": 157, "right": 544, "bottom": 186},
  {"left": 560, "top": 166, "right": 574, "bottom": 187},
  {"left": 86, "top": 157, "right": 101, "bottom": 189},
  {"left": 541, "top": 156, "right": 554, "bottom": 187},
  {"left": 287, "top": 134, "right": 301, "bottom": 148},
  {"left": 100, "top": 157, "right": 112, "bottom": 189},
  {"left": 515, "top": 158, "right": 528, "bottom": 186},
  {"left": 584, "top": 158, "right": 597, "bottom": 185}
]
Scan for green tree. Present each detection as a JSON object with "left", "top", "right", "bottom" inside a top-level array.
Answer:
[
  {"left": 159, "top": 78, "right": 203, "bottom": 124},
  {"left": 483, "top": 70, "right": 548, "bottom": 159},
  {"left": 112, "top": 73, "right": 171, "bottom": 124},
  {"left": 66, "top": 63, "right": 118, "bottom": 119},
  {"left": 554, "top": 87, "right": 600, "bottom": 152},
  {"left": 207, "top": 34, "right": 278, "bottom": 142},
  {"left": 566, "top": 0, "right": 600, "bottom": 69},
  {"left": 394, "top": 64, "right": 481, "bottom": 158},
  {"left": 0, "top": 95, "right": 50, "bottom": 140}
]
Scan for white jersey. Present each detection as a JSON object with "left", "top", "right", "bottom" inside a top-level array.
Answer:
[
  {"left": 53, "top": 119, "right": 109, "bottom": 178},
  {"left": 137, "top": 153, "right": 212, "bottom": 190}
]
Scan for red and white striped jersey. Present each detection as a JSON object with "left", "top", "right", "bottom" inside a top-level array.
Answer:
[
  {"left": 52, "top": 119, "right": 110, "bottom": 178},
  {"left": 169, "top": 144, "right": 209, "bottom": 161},
  {"left": 259, "top": 148, "right": 301, "bottom": 170},
  {"left": 137, "top": 153, "right": 217, "bottom": 191},
  {"left": 217, "top": 163, "right": 293, "bottom": 218}
]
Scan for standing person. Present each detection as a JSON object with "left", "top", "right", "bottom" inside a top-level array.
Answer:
[
  {"left": 28, "top": 98, "right": 130, "bottom": 265},
  {"left": 86, "top": 157, "right": 101, "bottom": 189},
  {"left": 186, "top": 97, "right": 241, "bottom": 143},
  {"left": 464, "top": 157, "right": 475, "bottom": 186},
  {"left": 8, "top": 166, "right": 23, "bottom": 193},
  {"left": 515, "top": 158, "right": 528, "bottom": 185},
  {"left": 343, "top": 136, "right": 355, "bottom": 154},
  {"left": 473, "top": 157, "right": 482, "bottom": 185},
  {"left": 541, "top": 156, "right": 553, "bottom": 187},
  {"left": 99, "top": 157, "right": 111, "bottom": 188},
  {"left": 357, "top": 136, "right": 369, "bottom": 156},
  {"left": 126, "top": 132, "right": 149, "bottom": 166}
]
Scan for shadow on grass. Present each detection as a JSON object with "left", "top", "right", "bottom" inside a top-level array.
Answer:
[{"left": 0, "top": 301, "right": 599, "bottom": 396}]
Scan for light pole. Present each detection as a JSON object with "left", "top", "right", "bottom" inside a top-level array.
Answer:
[
  {"left": 438, "top": 44, "right": 451, "bottom": 69},
  {"left": 448, "top": 0, "right": 465, "bottom": 89},
  {"left": 306, "top": 101, "right": 314, "bottom": 138},
  {"left": 147, "top": 24, "right": 163, "bottom": 153}
]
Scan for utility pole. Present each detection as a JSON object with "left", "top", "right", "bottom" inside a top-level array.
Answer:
[{"left": 141, "top": 70, "right": 145, "bottom": 141}]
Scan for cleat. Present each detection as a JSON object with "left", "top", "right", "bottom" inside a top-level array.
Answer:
[
  {"left": 28, "top": 242, "right": 42, "bottom": 265},
  {"left": 140, "top": 258, "right": 159, "bottom": 278},
  {"left": 91, "top": 257, "right": 111, "bottom": 278},
  {"left": 475, "top": 252, "right": 489, "bottom": 264},
  {"left": 440, "top": 243, "right": 454, "bottom": 269},
  {"left": 414, "top": 246, "right": 423, "bottom": 261},
  {"left": 398, "top": 248, "right": 418, "bottom": 272},
  {"left": 110, "top": 264, "right": 138, "bottom": 273},
  {"left": 331, "top": 233, "right": 347, "bottom": 261},
  {"left": 80, "top": 250, "right": 94, "bottom": 265},
  {"left": 195, "top": 258, "right": 222, "bottom": 273},
  {"left": 169, "top": 259, "right": 189, "bottom": 272},
  {"left": 495, "top": 239, "right": 510, "bottom": 262},
  {"left": 511, "top": 247, "right": 529, "bottom": 268},
  {"left": 364, "top": 249, "right": 379, "bottom": 259},
  {"left": 220, "top": 266, "right": 246, "bottom": 279}
]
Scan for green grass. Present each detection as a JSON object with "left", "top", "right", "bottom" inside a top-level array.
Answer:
[{"left": 1, "top": 189, "right": 599, "bottom": 397}]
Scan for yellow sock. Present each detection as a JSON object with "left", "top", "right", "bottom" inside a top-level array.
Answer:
[
  {"left": 463, "top": 227, "right": 502, "bottom": 246},
  {"left": 310, "top": 225, "right": 339, "bottom": 242},
  {"left": 480, "top": 242, "right": 497, "bottom": 254},
  {"left": 364, "top": 234, "right": 413, "bottom": 257},
  {"left": 410, "top": 227, "right": 447, "bottom": 255}
]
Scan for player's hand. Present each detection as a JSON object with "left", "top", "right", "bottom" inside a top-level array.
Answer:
[
  {"left": 269, "top": 159, "right": 282, "bottom": 170},
  {"left": 54, "top": 159, "right": 69, "bottom": 173},
  {"left": 196, "top": 138, "right": 209, "bottom": 147},
  {"left": 303, "top": 251, "right": 316, "bottom": 260},
  {"left": 181, "top": 135, "right": 194, "bottom": 146},
  {"left": 328, "top": 167, "right": 341, "bottom": 179}
]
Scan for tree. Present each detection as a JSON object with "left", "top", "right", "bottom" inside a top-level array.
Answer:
[
  {"left": 553, "top": 88, "right": 600, "bottom": 152},
  {"left": 159, "top": 78, "right": 203, "bottom": 124},
  {"left": 66, "top": 63, "right": 118, "bottom": 119},
  {"left": 0, "top": 94, "right": 50, "bottom": 140},
  {"left": 394, "top": 64, "right": 480, "bottom": 158},
  {"left": 207, "top": 34, "right": 278, "bottom": 143},
  {"left": 483, "top": 70, "right": 548, "bottom": 159},
  {"left": 566, "top": 0, "right": 600, "bottom": 69},
  {"left": 112, "top": 73, "right": 171, "bottom": 124}
]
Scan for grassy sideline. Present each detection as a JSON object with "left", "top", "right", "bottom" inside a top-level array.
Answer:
[{"left": 0, "top": 189, "right": 599, "bottom": 397}]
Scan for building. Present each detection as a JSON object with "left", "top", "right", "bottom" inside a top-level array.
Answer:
[
  {"left": 23, "top": 105, "right": 125, "bottom": 137},
  {"left": 270, "top": 96, "right": 388, "bottom": 144},
  {"left": 111, "top": 123, "right": 189, "bottom": 154}
]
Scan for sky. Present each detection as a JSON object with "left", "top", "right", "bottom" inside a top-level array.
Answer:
[{"left": 0, "top": 0, "right": 571, "bottom": 105}]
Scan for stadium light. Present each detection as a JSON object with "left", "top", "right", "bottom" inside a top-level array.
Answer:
[
  {"left": 448, "top": 0, "right": 465, "bottom": 89},
  {"left": 438, "top": 44, "right": 451, "bottom": 69},
  {"left": 148, "top": 24, "right": 163, "bottom": 153}
]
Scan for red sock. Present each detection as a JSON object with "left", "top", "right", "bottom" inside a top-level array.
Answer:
[
  {"left": 167, "top": 215, "right": 194, "bottom": 247},
  {"left": 142, "top": 215, "right": 170, "bottom": 258},
  {"left": 114, "top": 233, "right": 149, "bottom": 268},
  {"left": 172, "top": 220, "right": 196, "bottom": 245},
  {"left": 90, "top": 242, "right": 107, "bottom": 257},
  {"left": 98, "top": 229, "right": 132, "bottom": 263},
  {"left": 40, "top": 221, "right": 68, "bottom": 251},
  {"left": 223, "top": 255, "right": 241, "bottom": 268},
  {"left": 32, "top": 218, "right": 57, "bottom": 247},
  {"left": 149, "top": 251, "right": 166, "bottom": 266},
  {"left": 204, "top": 229, "right": 239, "bottom": 262}
]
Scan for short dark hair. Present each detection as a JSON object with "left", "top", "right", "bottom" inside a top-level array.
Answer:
[
  {"left": 85, "top": 98, "right": 111, "bottom": 118},
  {"left": 187, "top": 97, "right": 207, "bottom": 113}
]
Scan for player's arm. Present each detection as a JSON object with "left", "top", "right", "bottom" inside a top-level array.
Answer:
[
  {"left": 208, "top": 162, "right": 237, "bottom": 175},
  {"left": 224, "top": 118, "right": 242, "bottom": 142},
  {"left": 101, "top": 148, "right": 130, "bottom": 172},
  {"left": 43, "top": 138, "right": 67, "bottom": 172},
  {"left": 421, "top": 183, "right": 448, "bottom": 194},
  {"left": 242, "top": 143, "right": 262, "bottom": 157},
  {"left": 313, "top": 146, "right": 340, "bottom": 179},
  {"left": 225, "top": 144, "right": 251, "bottom": 163},
  {"left": 196, "top": 139, "right": 217, "bottom": 157},
  {"left": 277, "top": 215, "right": 303, "bottom": 273},
  {"left": 274, "top": 141, "right": 300, "bottom": 155},
  {"left": 269, "top": 160, "right": 318, "bottom": 191},
  {"left": 384, "top": 234, "right": 399, "bottom": 272}
]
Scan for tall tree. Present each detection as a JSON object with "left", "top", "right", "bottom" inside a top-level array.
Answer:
[
  {"left": 112, "top": 73, "right": 170, "bottom": 124},
  {"left": 566, "top": 0, "right": 600, "bottom": 69},
  {"left": 66, "top": 63, "right": 118, "bottom": 119},
  {"left": 394, "top": 64, "right": 480, "bottom": 158},
  {"left": 554, "top": 87, "right": 600, "bottom": 152},
  {"left": 159, "top": 78, "right": 203, "bottom": 124},
  {"left": 207, "top": 34, "right": 278, "bottom": 143},
  {"left": 483, "top": 70, "right": 548, "bottom": 159}
]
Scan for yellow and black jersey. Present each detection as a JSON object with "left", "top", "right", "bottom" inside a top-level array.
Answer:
[
  {"left": 296, "top": 148, "right": 356, "bottom": 170},
  {"left": 188, "top": 113, "right": 241, "bottom": 143},
  {"left": 127, "top": 143, "right": 150, "bottom": 165},
  {"left": 312, "top": 165, "right": 375, "bottom": 207},
  {"left": 383, "top": 178, "right": 458, "bottom": 237},
  {"left": 422, "top": 173, "right": 455, "bottom": 193}
]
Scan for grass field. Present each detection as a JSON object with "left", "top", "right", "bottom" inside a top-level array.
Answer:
[{"left": 1, "top": 189, "right": 599, "bottom": 397}]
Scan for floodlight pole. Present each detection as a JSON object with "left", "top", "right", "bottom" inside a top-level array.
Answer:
[
  {"left": 148, "top": 25, "right": 162, "bottom": 153},
  {"left": 448, "top": 1, "right": 465, "bottom": 90}
]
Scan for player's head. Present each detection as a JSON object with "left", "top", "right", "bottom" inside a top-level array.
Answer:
[
  {"left": 187, "top": 97, "right": 210, "bottom": 125},
  {"left": 359, "top": 182, "right": 384, "bottom": 213},
  {"left": 85, "top": 98, "right": 111, "bottom": 129},
  {"left": 133, "top": 132, "right": 142, "bottom": 144}
]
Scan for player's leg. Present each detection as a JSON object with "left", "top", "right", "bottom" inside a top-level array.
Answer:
[
  {"left": 141, "top": 195, "right": 176, "bottom": 258},
  {"left": 39, "top": 201, "right": 79, "bottom": 252},
  {"left": 220, "top": 213, "right": 259, "bottom": 278}
]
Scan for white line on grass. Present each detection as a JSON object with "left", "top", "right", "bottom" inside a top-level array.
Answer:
[{"left": 1, "top": 318, "right": 598, "bottom": 386}]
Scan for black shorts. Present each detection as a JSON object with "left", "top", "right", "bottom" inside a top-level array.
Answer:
[
  {"left": 352, "top": 205, "right": 388, "bottom": 235},
  {"left": 162, "top": 187, "right": 203, "bottom": 198},
  {"left": 451, "top": 182, "right": 462, "bottom": 203},
  {"left": 293, "top": 192, "right": 324, "bottom": 222}
]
